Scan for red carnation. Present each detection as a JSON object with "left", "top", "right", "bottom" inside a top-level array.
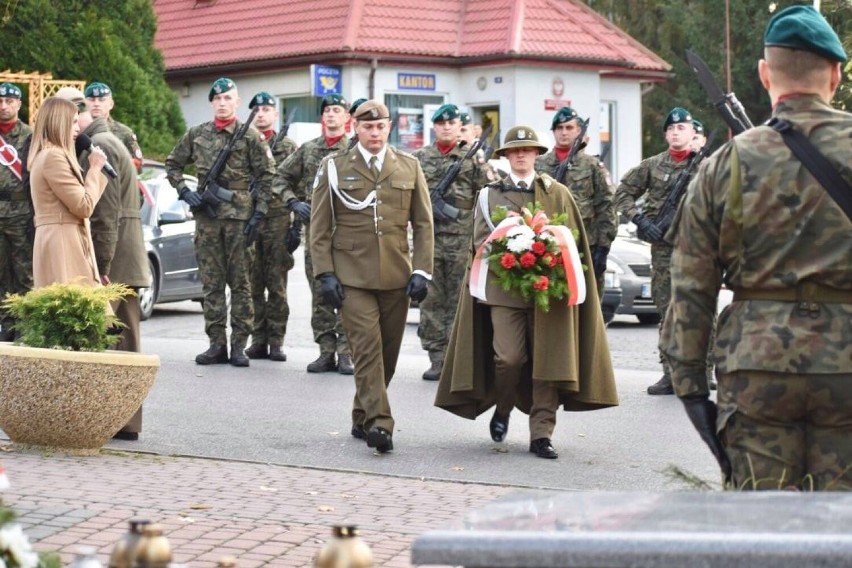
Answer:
[
  {"left": 519, "top": 252, "right": 537, "bottom": 269},
  {"left": 533, "top": 275, "right": 550, "bottom": 290},
  {"left": 531, "top": 241, "right": 547, "bottom": 256},
  {"left": 500, "top": 253, "right": 517, "bottom": 269}
]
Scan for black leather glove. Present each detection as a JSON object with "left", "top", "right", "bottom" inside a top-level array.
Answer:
[
  {"left": 318, "top": 272, "right": 345, "bottom": 309},
  {"left": 285, "top": 222, "right": 301, "bottom": 253},
  {"left": 243, "top": 210, "right": 265, "bottom": 247},
  {"left": 179, "top": 187, "right": 203, "bottom": 208},
  {"left": 431, "top": 194, "right": 460, "bottom": 222},
  {"left": 287, "top": 199, "right": 312, "bottom": 222},
  {"left": 633, "top": 214, "right": 663, "bottom": 243},
  {"left": 591, "top": 246, "right": 609, "bottom": 277},
  {"left": 682, "top": 397, "right": 733, "bottom": 483},
  {"left": 405, "top": 274, "right": 429, "bottom": 303}
]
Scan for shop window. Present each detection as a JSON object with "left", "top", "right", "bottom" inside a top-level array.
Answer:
[
  {"left": 279, "top": 95, "right": 324, "bottom": 126},
  {"left": 385, "top": 94, "right": 445, "bottom": 152}
]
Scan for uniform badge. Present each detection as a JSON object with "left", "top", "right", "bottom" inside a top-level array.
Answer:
[
  {"left": 266, "top": 147, "right": 274, "bottom": 160},
  {"left": 214, "top": 85, "right": 222, "bottom": 94},
  {"left": 370, "top": 108, "right": 378, "bottom": 118},
  {"left": 442, "top": 112, "right": 449, "bottom": 120},
  {"left": 0, "top": 87, "right": 6, "bottom": 96},
  {"left": 517, "top": 129, "right": 526, "bottom": 139},
  {"left": 135, "top": 148, "right": 143, "bottom": 159},
  {"left": 313, "top": 162, "right": 325, "bottom": 189}
]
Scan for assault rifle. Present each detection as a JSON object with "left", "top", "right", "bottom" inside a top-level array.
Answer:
[
  {"left": 553, "top": 118, "right": 589, "bottom": 184},
  {"left": 686, "top": 49, "right": 754, "bottom": 135},
  {"left": 431, "top": 123, "right": 493, "bottom": 222},
  {"left": 482, "top": 129, "right": 499, "bottom": 161},
  {"left": 272, "top": 107, "right": 298, "bottom": 149},
  {"left": 195, "top": 106, "right": 260, "bottom": 218},
  {"left": 652, "top": 128, "right": 718, "bottom": 237}
]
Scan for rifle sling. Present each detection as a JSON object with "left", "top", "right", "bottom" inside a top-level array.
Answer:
[{"left": 768, "top": 118, "right": 852, "bottom": 223}]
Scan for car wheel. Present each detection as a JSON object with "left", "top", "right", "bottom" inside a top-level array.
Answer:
[
  {"left": 138, "top": 259, "right": 158, "bottom": 321},
  {"left": 637, "top": 313, "right": 661, "bottom": 326}
]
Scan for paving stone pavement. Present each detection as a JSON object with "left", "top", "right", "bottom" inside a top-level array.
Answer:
[{"left": 1, "top": 446, "right": 523, "bottom": 567}]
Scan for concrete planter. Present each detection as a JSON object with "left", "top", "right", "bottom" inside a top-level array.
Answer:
[{"left": 0, "top": 344, "right": 159, "bottom": 454}]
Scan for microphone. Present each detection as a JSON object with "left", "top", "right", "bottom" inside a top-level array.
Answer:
[{"left": 75, "top": 134, "right": 118, "bottom": 179}]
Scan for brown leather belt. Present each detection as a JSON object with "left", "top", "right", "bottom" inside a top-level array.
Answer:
[{"left": 732, "top": 282, "right": 852, "bottom": 303}]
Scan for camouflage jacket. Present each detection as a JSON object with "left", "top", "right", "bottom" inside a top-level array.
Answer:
[
  {"left": 272, "top": 135, "right": 350, "bottom": 205},
  {"left": 413, "top": 143, "right": 488, "bottom": 236},
  {"left": 614, "top": 150, "right": 692, "bottom": 229},
  {"left": 536, "top": 149, "right": 616, "bottom": 248},
  {"left": 0, "top": 120, "right": 32, "bottom": 218},
  {"left": 661, "top": 95, "right": 852, "bottom": 398},
  {"left": 108, "top": 118, "right": 143, "bottom": 165},
  {"left": 261, "top": 132, "right": 297, "bottom": 217},
  {"left": 165, "top": 119, "right": 276, "bottom": 220}
]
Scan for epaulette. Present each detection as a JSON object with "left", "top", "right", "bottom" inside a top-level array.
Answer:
[
  {"left": 539, "top": 173, "right": 554, "bottom": 189},
  {"left": 392, "top": 147, "right": 417, "bottom": 160}
]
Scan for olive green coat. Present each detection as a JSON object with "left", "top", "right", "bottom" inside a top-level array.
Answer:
[{"left": 435, "top": 174, "right": 619, "bottom": 418}]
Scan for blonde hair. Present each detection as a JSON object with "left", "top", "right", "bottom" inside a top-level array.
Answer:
[{"left": 27, "top": 97, "right": 79, "bottom": 170}]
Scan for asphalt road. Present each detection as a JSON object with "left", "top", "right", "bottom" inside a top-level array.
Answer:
[{"left": 94, "top": 249, "right": 722, "bottom": 493}]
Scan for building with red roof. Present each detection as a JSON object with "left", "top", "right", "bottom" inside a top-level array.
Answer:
[{"left": 153, "top": 0, "right": 671, "bottom": 180}]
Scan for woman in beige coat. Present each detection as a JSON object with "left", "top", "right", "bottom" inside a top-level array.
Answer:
[{"left": 27, "top": 97, "right": 108, "bottom": 288}]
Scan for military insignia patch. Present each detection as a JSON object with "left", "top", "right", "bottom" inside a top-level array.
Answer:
[
  {"left": 370, "top": 108, "right": 378, "bottom": 118},
  {"left": 214, "top": 85, "right": 222, "bottom": 94},
  {"left": 518, "top": 129, "right": 526, "bottom": 139},
  {"left": 313, "top": 162, "right": 325, "bottom": 189},
  {"left": 135, "top": 149, "right": 143, "bottom": 159},
  {"left": 442, "top": 112, "right": 449, "bottom": 120},
  {"left": 266, "top": 147, "right": 274, "bottom": 160}
]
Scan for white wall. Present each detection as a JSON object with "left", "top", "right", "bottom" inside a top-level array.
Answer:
[{"left": 600, "top": 78, "right": 643, "bottom": 184}]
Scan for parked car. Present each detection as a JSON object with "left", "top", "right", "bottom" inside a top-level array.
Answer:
[
  {"left": 609, "top": 226, "right": 658, "bottom": 325},
  {"left": 137, "top": 162, "right": 204, "bottom": 320},
  {"left": 600, "top": 266, "right": 622, "bottom": 325}
]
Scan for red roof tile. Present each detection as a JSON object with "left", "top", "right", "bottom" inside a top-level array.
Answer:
[{"left": 153, "top": 0, "right": 669, "bottom": 75}]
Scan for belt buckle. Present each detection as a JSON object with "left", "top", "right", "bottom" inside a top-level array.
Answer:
[{"left": 796, "top": 282, "right": 821, "bottom": 318}]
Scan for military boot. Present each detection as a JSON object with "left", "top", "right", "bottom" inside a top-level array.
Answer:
[
  {"left": 647, "top": 375, "right": 674, "bottom": 395},
  {"left": 307, "top": 352, "right": 337, "bottom": 373},
  {"left": 229, "top": 342, "right": 250, "bottom": 367},
  {"left": 337, "top": 353, "right": 354, "bottom": 375},
  {"left": 268, "top": 343, "right": 287, "bottom": 362},
  {"left": 245, "top": 343, "right": 269, "bottom": 359},
  {"left": 195, "top": 344, "right": 228, "bottom": 365},
  {"left": 422, "top": 351, "right": 443, "bottom": 381}
]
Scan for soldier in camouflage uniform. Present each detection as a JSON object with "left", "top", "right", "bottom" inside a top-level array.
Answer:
[
  {"left": 0, "top": 83, "right": 32, "bottom": 341},
  {"left": 414, "top": 103, "right": 487, "bottom": 381},
  {"left": 615, "top": 107, "right": 706, "bottom": 396},
  {"left": 166, "top": 78, "right": 276, "bottom": 367},
  {"left": 244, "top": 91, "right": 297, "bottom": 362},
  {"left": 272, "top": 94, "right": 353, "bottom": 374},
  {"left": 662, "top": 5, "right": 852, "bottom": 490},
  {"left": 536, "top": 106, "right": 616, "bottom": 296},
  {"left": 85, "top": 82, "right": 144, "bottom": 171}
]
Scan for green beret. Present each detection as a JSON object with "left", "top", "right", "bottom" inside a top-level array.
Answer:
[
  {"left": 551, "top": 106, "right": 579, "bottom": 130},
  {"left": 0, "top": 83, "right": 22, "bottom": 99},
  {"left": 208, "top": 77, "right": 236, "bottom": 102},
  {"left": 349, "top": 98, "right": 367, "bottom": 116},
  {"left": 663, "top": 107, "right": 693, "bottom": 131},
  {"left": 692, "top": 119, "right": 704, "bottom": 135},
  {"left": 249, "top": 91, "right": 276, "bottom": 109},
  {"left": 495, "top": 126, "right": 548, "bottom": 157},
  {"left": 765, "top": 5, "right": 847, "bottom": 63},
  {"left": 459, "top": 112, "right": 472, "bottom": 125},
  {"left": 320, "top": 94, "right": 349, "bottom": 113},
  {"left": 431, "top": 104, "right": 459, "bottom": 123},
  {"left": 84, "top": 82, "right": 112, "bottom": 98}
]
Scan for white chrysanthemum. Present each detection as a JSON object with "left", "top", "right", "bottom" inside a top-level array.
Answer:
[
  {"left": 0, "top": 524, "right": 38, "bottom": 568},
  {"left": 539, "top": 231, "right": 557, "bottom": 242},
  {"left": 506, "top": 225, "right": 535, "bottom": 253}
]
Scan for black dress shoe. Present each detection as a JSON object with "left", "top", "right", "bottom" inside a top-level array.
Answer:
[
  {"left": 489, "top": 410, "right": 509, "bottom": 442},
  {"left": 366, "top": 427, "right": 393, "bottom": 453},
  {"left": 245, "top": 343, "right": 269, "bottom": 359},
  {"left": 195, "top": 345, "right": 229, "bottom": 365},
  {"left": 351, "top": 424, "right": 366, "bottom": 440},
  {"left": 529, "top": 438, "right": 558, "bottom": 459},
  {"left": 112, "top": 431, "right": 139, "bottom": 441},
  {"left": 337, "top": 353, "right": 354, "bottom": 375},
  {"left": 229, "top": 347, "right": 250, "bottom": 367},
  {"left": 268, "top": 345, "right": 287, "bottom": 361}
]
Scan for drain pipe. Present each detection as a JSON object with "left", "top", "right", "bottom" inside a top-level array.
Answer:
[{"left": 368, "top": 58, "right": 378, "bottom": 99}]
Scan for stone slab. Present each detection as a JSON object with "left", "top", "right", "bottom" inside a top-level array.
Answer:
[{"left": 411, "top": 491, "right": 852, "bottom": 567}]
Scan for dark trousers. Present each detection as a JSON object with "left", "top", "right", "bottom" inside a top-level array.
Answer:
[{"left": 114, "top": 293, "right": 143, "bottom": 434}]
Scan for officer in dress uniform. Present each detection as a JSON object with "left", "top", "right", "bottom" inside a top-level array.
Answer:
[
  {"left": 662, "top": 5, "right": 852, "bottom": 490},
  {"left": 310, "top": 100, "right": 434, "bottom": 454},
  {"left": 245, "top": 91, "right": 297, "bottom": 362},
  {"left": 0, "top": 83, "right": 32, "bottom": 341},
  {"left": 84, "top": 82, "right": 144, "bottom": 172},
  {"left": 166, "top": 78, "right": 276, "bottom": 367}
]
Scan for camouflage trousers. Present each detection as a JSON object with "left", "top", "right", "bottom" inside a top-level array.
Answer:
[
  {"left": 0, "top": 215, "right": 33, "bottom": 330},
  {"left": 304, "top": 221, "right": 349, "bottom": 355},
  {"left": 194, "top": 217, "right": 253, "bottom": 348},
  {"left": 718, "top": 370, "right": 852, "bottom": 491},
  {"left": 418, "top": 232, "right": 470, "bottom": 355},
  {"left": 249, "top": 215, "right": 295, "bottom": 347}
]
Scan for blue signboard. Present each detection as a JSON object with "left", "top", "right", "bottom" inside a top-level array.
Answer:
[
  {"left": 397, "top": 73, "right": 436, "bottom": 91},
  {"left": 312, "top": 64, "right": 342, "bottom": 96}
]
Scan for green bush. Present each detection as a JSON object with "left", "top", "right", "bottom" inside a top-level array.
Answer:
[{"left": 3, "top": 282, "right": 132, "bottom": 351}]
